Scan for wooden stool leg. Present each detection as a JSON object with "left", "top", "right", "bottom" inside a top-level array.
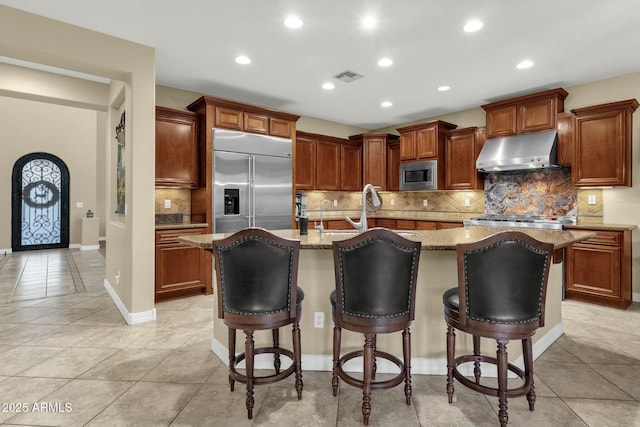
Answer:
[
  {"left": 332, "top": 325, "right": 341, "bottom": 397},
  {"left": 496, "top": 340, "right": 509, "bottom": 427},
  {"left": 293, "top": 321, "right": 303, "bottom": 399},
  {"left": 228, "top": 327, "right": 236, "bottom": 392},
  {"left": 446, "top": 325, "right": 456, "bottom": 403},
  {"left": 362, "top": 333, "right": 375, "bottom": 426},
  {"left": 403, "top": 327, "right": 412, "bottom": 405},
  {"left": 523, "top": 337, "right": 536, "bottom": 411},
  {"left": 372, "top": 334, "right": 377, "bottom": 381},
  {"left": 473, "top": 334, "right": 482, "bottom": 384},
  {"left": 245, "top": 330, "right": 255, "bottom": 419},
  {"left": 272, "top": 328, "right": 281, "bottom": 374}
]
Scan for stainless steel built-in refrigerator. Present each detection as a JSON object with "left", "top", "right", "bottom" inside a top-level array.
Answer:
[{"left": 213, "top": 128, "right": 292, "bottom": 233}]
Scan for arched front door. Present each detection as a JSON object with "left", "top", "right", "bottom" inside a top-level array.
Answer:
[{"left": 11, "top": 153, "right": 70, "bottom": 251}]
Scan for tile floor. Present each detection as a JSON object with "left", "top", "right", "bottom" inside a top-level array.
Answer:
[{"left": 0, "top": 248, "right": 639, "bottom": 426}]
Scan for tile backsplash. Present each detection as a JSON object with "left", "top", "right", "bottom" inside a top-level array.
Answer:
[{"left": 484, "top": 169, "right": 577, "bottom": 216}]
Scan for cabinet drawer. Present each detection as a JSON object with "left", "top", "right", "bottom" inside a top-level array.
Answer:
[
  {"left": 395, "top": 220, "right": 416, "bottom": 230},
  {"left": 580, "top": 230, "right": 621, "bottom": 246},
  {"left": 415, "top": 221, "right": 437, "bottom": 230},
  {"left": 155, "top": 228, "right": 205, "bottom": 244},
  {"left": 376, "top": 219, "right": 397, "bottom": 229}
]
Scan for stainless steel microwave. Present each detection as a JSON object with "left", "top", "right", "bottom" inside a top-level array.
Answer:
[{"left": 399, "top": 160, "right": 437, "bottom": 191}]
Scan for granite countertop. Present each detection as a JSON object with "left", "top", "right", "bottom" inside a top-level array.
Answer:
[
  {"left": 565, "top": 222, "right": 637, "bottom": 231},
  {"left": 178, "top": 227, "right": 596, "bottom": 251},
  {"left": 305, "top": 210, "right": 476, "bottom": 223},
  {"left": 155, "top": 222, "right": 208, "bottom": 230}
]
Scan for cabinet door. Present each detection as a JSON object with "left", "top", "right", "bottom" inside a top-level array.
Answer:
[
  {"left": 556, "top": 112, "right": 574, "bottom": 167},
  {"left": 520, "top": 97, "right": 558, "bottom": 133},
  {"left": 395, "top": 219, "right": 416, "bottom": 230},
  {"left": 399, "top": 131, "right": 416, "bottom": 161},
  {"left": 387, "top": 142, "right": 400, "bottom": 191},
  {"left": 295, "top": 135, "right": 316, "bottom": 190},
  {"left": 326, "top": 219, "right": 351, "bottom": 230},
  {"left": 316, "top": 139, "right": 341, "bottom": 190},
  {"left": 572, "top": 102, "right": 636, "bottom": 187},
  {"left": 473, "top": 127, "right": 486, "bottom": 190},
  {"left": 376, "top": 218, "right": 396, "bottom": 229},
  {"left": 244, "top": 112, "right": 268, "bottom": 134},
  {"left": 341, "top": 142, "right": 362, "bottom": 191},
  {"left": 417, "top": 127, "right": 438, "bottom": 158},
  {"left": 270, "top": 118, "right": 293, "bottom": 138},
  {"left": 565, "top": 243, "right": 621, "bottom": 304},
  {"left": 214, "top": 106, "right": 243, "bottom": 130},
  {"left": 363, "top": 136, "right": 386, "bottom": 188},
  {"left": 155, "top": 108, "right": 199, "bottom": 188},
  {"left": 445, "top": 129, "right": 476, "bottom": 190},
  {"left": 486, "top": 105, "right": 518, "bottom": 137},
  {"left": 155, "top": 243, "right": 205, "bottom": 298}
]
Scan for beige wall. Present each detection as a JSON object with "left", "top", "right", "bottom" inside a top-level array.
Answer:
[
  {"left": 0, "top": 5, "right": 156, "bottom": 317},
  {"left": 0, "top": 97, "right": 98, "bottom": 249}
]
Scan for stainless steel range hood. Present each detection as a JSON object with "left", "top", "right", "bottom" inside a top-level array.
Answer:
[{"left": 476, "top": 129, "right": 559, "bottom": 172}]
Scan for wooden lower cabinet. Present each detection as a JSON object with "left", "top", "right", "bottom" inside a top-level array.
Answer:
[
  {"left": 565, "top": 229, "right": 632, "bottom": 309},
  {"left": 155, "top": 228, "right": 211, "bottom": 302},
  {"left": 325, "top": 219, "right": 352, "bottom": 230},
  {"left": 436, "top": 221, "right": 464, "bottom": 229}
]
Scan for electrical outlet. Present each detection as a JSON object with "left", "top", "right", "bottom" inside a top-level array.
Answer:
[
  {"left": 333, "top": 200, "right": 338, "bottom": 207},
  {"left": 588, "top": 195, "right": 597, "bottom": 205},
  {"left": 76, "top": 201, "right": 83, "bottom": 208},
  {"left": 423, "top": 199, "right": 428, "bottom": 207},
  {"left": 390, "top": 199, "right": 395, "bottom": 206},
  {"left": 164, "top": 199, "right": 171, "bottom": 209},
  {"left": 464, "top": 199, "right": 470, "bottom": 207},
  {"left": 115, "top": 271, "right": 120, "bottom": 286},
  {"left": 314, "top": 312, "right": 324, "bottom": 328}
]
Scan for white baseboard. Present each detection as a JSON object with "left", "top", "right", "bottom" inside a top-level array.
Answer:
[
  {"left": 633, "top": 292, "right": 640, "bottom": 303},
  {"left": 99, "top": 236, "right": 107, "bottom": 241},
  {"left": 69, "top": 243, "right": 81, "bottom": 249},
  {"left": 0, "top": 248, "right": 11, "bottom": 255},
  {"left": 80, "top": 245, "right": 100, "bottom": 251},
  {"left": 103, "top": 278, "right": 156, "bottom": 325},
  {"left": 210, "top": 321, "right": 565, "bottom": 377}
]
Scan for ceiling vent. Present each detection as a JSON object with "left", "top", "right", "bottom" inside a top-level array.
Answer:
[{"left": 333, "top": 70, "right": 364, "bottom": 83}]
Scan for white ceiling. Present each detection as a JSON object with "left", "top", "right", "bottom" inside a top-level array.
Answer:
[{"left": 2, "top": 0, "right": 640, "bottom": 130}]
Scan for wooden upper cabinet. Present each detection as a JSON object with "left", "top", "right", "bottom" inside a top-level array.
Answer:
[
  {"left": 473, "top": 127, "right": 487, "bottom": 190},
  {"left": 482, "top": 88, "right": 568, "bottom": 138},
  {"left": 571, "top": 99, "right": 638, "bottom": 187},
  {"left": 316, "top": 138, "right": 341, "bottom": 190},
  {"left": 340, "top": 141, "right": 362, "bottom": 191},
  {"left": 155, "top": 106, "right": 199, "bottom": 188},
  {"left": 387, "top": 140, "right": 400, "bottom": 191},
  {"left": 445, "top": 127, "right": 478, "bottom": 190},
  {"left": 397, "top": 121, "right": 457, "bottom": 163},
  {"left": 243, "top": 112, "right": 268, "bottom": 134},
  {"left": 294, "top": 133, "right": 316, "bottom": 190},
  {"left": 556, "top": 112, "right": 574, "bottom": 167},
  {"left": 188, "top": 96, "right": 299, "bottom": 138},
  {"left": 349, "top": 133, "right": 399, "bottom": 190},
  {"left": 214, "top": 106, "right": 243, "bottom": 130}
]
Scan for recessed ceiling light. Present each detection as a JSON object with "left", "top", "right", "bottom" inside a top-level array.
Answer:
[
  {"left": 381, "top": 101, "right": 393, "bottom": 108},
  {"left": 362, "top": 16, "right": 376, "bottom": 29},
  {"left": 235, "top": 55, "right": 251, "bottom": 65},
  {"left": 437, "top": 85, "right": 451, "bottom": 92},
  {"left": 322, "top": 82, "right": 335, "bottom": 90},
  {"left": 463, "top": 20, "right": 484, "bottom": 32},
  {"left": 377, "top": 58, "right": 393, "bottom": 67},
  {"left": 516, "top": 59, "right": 534, "bottom": 69},
  {"left": 284, "top": 15, "right": 303, "bottom": 29}
]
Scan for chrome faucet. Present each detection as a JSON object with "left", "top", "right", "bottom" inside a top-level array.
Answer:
[
  {"left": 346, "top": 184, "right": 381, "bottom": 233},
  {"left": 315, "top": 199, "right": 333, "bottom": 235}
]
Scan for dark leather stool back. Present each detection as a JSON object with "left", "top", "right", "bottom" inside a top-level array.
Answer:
[
  {"left": 460, "top": 236, "right": 551, "bottom": 329},
  {"left": 216, "top": 232, "right": 296, "bottom": 320},
  {"left": 335, "top": 234, "right": 419, "bottom": 327}
]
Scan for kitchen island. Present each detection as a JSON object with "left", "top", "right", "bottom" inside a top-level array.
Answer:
[{"left": 179, "top": 226, "right": 595, "bottom": 375}]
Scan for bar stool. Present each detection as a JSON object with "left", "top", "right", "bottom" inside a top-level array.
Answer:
[
  {"left": 211, "top": 228, "right": 304, "bottom": 419},
  {"left": 442, "top": 231, "right": 553, "bottom": 427},
  {"left": 330, "top": 228, "right": 421, "bottom": 425}
]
